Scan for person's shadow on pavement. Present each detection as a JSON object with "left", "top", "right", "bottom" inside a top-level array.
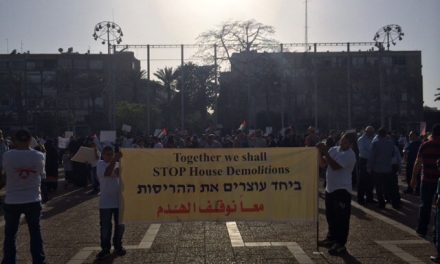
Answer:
[{"left": 340, "top": 252, "right": 362, "bottom": 264}]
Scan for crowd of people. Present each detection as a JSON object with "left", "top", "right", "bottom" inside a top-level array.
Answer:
[{"left": 0, "top": 123, "right": 439, "bottom": 262}]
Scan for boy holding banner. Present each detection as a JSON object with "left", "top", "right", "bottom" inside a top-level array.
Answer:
[
  {"left": 95, "top": 146, "right": 126, "bottom": 260},
  {"left": 317, "top": 134, "right": 356, "bottom": 255}
]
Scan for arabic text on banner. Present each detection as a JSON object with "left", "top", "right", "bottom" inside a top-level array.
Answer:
[{"left": 120, "top": 148, "right": 318, "bottom": 222}]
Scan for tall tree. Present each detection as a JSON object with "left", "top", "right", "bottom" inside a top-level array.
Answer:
[
  {"left": 435, "top": 88, "right": 440, "bottom": 102},
  {"left": 196, "top": 19, "right": 278, "bottom": 65},
  {"left": 174, "top": 63, "right": 217, "bottom": 130}
]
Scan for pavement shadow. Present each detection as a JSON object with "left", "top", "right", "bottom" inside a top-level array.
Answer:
[
  {"left": 93, "top": 254, "right": 121, "bottom": 264},
  {"left": 321, "top": 251, "right": 362, "bottom": 264},
  {"left": 351, "top": 206, "right": 372, "bottom": 221},
  {"left": 41, "top": 187, "right": 97, "bottom": 220},
  {"left": 340, "top": 252, "right": 362, "bottom": 264}
]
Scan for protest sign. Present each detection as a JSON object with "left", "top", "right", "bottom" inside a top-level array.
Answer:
[
  {"left": 100, "top": 130, "right": 116, "bottom": 143},
  {"left": 71, "top": 147, "right": 96, "bottom": 163},
  {"left": 122, "top": 124, "right": 132, "bottom": 133},
  {"left": 121, "top": 148, "right": 318, "bottom": 222},
  {"left": 64, "top": 131, "right": 74, "bottom": 138},
  {"left": 58, "top": 137, "right": 70, "bottom": 149},
  {"left": 153, "top": 129, "right": 162, "bottom": 137},
  {"left": 265, "top": 127, "right": 273, "bottom": 136}
]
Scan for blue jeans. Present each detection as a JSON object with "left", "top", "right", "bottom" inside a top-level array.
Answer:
[
  {"left": 100, "top": 208, "right": 125, "bottom": 251},
  {"left": 417, "top": 182, "right": 437, "bottom": 235},
  {"left": 2, "top": 202, "right": 45, "bottom": 264}
]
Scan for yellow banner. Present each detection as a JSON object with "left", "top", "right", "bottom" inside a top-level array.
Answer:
[{"left": 120, "top": 148, "right": 318, "bottom": 222}]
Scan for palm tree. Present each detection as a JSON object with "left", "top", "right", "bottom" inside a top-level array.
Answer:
[
  {"left": 435, "top": 88, "right": 440, "bottom": 102},
  {"left": 154, "top": 67, "right": 176, "bottom": 105}
]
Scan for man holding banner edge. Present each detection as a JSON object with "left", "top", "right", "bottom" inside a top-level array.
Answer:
[{"left": 317, "top": 134, "right": 356, "bottom": 256}]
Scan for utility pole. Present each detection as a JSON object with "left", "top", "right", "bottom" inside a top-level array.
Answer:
[
  {"left": 180, "top": 44, "right": 185, "bottom": 130},
  {"left": 305, "top": 0, "right": 308, "bottom": 52},
  {"left": 147, "top": 44, "right": 151, "bottom": 134}
]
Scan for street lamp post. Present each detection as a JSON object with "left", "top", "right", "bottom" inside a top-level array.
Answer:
[
  {"left": 92, "top": 21, "right": 124, "bottom": 129},
  {"left": 92, "top": 21, "right": 123, "bottom": 54}
]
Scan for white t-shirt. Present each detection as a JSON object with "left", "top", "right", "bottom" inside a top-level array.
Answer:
[
  {"left": 325, "top": 146, "right": 356, "bottom": 193},
  {"left": 96, "top": 160, "right": 121, "bottom": 209},
  {"left": 3, "top": 149, "right": 45, "bottom": 204},
  {"left": 154, "top": 142, "right": 163, "bottom": 148},
  {"left": 90, "top": 149, "right": 101, "bottom": 168}
]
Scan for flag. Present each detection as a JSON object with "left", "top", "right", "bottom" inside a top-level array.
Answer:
[
  {"left": 238, "top": 120, "right": 247, "bottom": 131},
  {"left": 158, "top": 128, "right": 168, "bottom": 138}
]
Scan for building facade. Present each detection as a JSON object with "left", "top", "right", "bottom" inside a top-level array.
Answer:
[
  {"left": 218, "top": 50, "right": 423, "bottom": 133},
  {"left": 0, "top": 52, "right": 140, "bottom": 136}
]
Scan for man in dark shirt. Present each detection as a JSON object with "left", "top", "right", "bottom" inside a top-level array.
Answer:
[
  {"left": 411, "top": 124, "right": 440, "bottom": 237},
  {"left": 280, "top": 127, "right": 300, "bottom": 147}
]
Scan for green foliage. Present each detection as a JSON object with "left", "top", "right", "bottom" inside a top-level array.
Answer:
[{"left": 116, "top": 101, "right": 147, "bottom": 132}]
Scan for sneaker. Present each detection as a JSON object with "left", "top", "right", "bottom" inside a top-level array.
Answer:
[
  {"left": 114, "top": 247, "right": 127, "bottom": 256},
  {"left": 431, "top": 256, "right": 440, "bottom": 263},
  {"left": 328, "top": 243, "right": 347, "bottom": 256},
  {"left": 96, "top": 250, "right": 111, "bottom": 260}
]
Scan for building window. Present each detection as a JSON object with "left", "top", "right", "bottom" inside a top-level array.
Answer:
[
  {"left": 74, "top": 59, "right": 87, "bottom": 69},
  {"left": 352, "top": 57, "right": 364, "bottom": 67},
  {"left": 392, "top": 56, "right": 406, "bottom": 65},
  {"left": 1, "top": 99, "right": 9, "bottom": 106},
  {"left": 90, "top": 60, "right": 103, "bottom": 70},
  {"left": 43, "top": 60, "right": 57, "bottom": 69},
  {"left": 26, "top": 61, "right": 36, "bottom": 70},
  {"left": 401, "top": 93, "right": 407, "bottom": 101}
]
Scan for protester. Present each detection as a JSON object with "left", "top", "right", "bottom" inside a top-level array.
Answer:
[
  {"left": 152, "top": 137, "right": 164, "bottom": 148},
  {"left": 0, "top": 129, "right": 9, "bottom": 189},
  {"left": 95, "top": 146, "right": 126, "bottom": 260},
  {"left": 62, "top": 149, "right": 73, "bottom": 189},
  {"left": 317, "top": 133, "right": 356, "bottom": 255},
  {"left": 250, "top": 129, "right": 267, "bottom": 148},
  {"left": 431, "top": 159, "right": 440, "bottom": 263},
  {"left": 204, "top": 134, "right": 222, "bottom": 148},
  {"left": 325, "top": 130, "right": 339, "bottom": 149},
  {"left": 411, "top": 124, "right": 440, "bottom": 237},
  {"left": 89, "top": 142, "right": 101, "bottom": 194},
  {"left": 280, "top": 127, "right": 300, "bottom": 147},
  {"left": 357, "top": 126, "right": 375, "bottom": 205},
  {"left": 404, "top": 131, "right": 422, "bottom": 194},
  {"left": 44, "top": 140, "right": 59, "bottom": 193},
  {"left": 305, "top": 126, "right": 319, "bottom": 147},
  {"left": 389, "top": 142, "right": 402, "bottom": 208},
  {"left": 2, "top": 130, "right": 46, "bottom": 264},
  {"left": 368, "top": 127, "right": 400, "bottom": 209},
  {"left": 345, "top": 130, "right": 359, "bottom": 188}
]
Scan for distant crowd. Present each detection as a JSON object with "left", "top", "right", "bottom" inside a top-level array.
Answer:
[{"left": 0, "top": 124, "right": 439, "bottom": 262}]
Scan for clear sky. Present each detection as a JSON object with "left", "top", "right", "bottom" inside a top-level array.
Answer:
[{"left": 0, "top": 0, "right": 439, "bottom": 107}]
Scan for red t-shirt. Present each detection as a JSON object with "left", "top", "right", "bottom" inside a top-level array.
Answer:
[{"left": 417, "top": 138, "right": 440, "bottom": 184}]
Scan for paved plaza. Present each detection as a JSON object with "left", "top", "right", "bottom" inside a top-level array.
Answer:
[{"left": 0, "top": 176, "right": 437, "bottom": 264}]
